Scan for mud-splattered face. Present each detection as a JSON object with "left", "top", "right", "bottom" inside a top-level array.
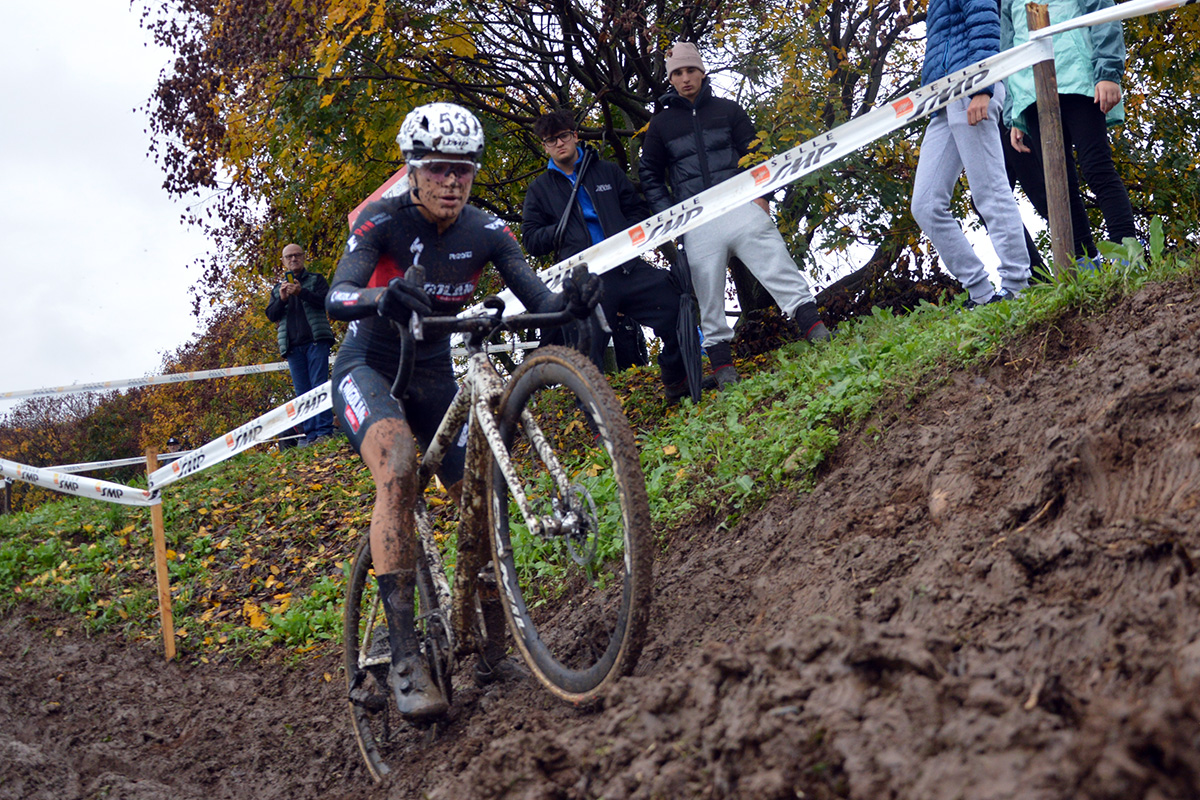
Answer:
[{"left": 410, "top": 155, "right": 477, "bottom": 230}]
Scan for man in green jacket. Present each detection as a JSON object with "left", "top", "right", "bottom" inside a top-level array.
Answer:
[{"left": 266, "top": 243, "right": 335, "bottom": 445}]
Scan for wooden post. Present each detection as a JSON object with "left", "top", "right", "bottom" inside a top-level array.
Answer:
[
  {"left": 2, "top": 479, "right": 10, "bottom": 515},
  {"left": 145, "top": 448, "right": 176, "bottom": 661},
  {"left": 1027, "top": 2, "right": 1075, "bottom": 275}
]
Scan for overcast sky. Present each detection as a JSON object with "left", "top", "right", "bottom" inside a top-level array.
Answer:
[{"left": 0, "top": 1, "right": 212, "bottom": 416}]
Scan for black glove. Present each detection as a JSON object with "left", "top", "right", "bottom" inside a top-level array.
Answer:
[
  {"left": 378, "top": 275, "right": 432, "bottom": 321},
  {"left": 561, "top": 263, "right": 601, "bottom": 320}
]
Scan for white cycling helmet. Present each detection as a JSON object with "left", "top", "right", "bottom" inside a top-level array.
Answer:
[{"left": 397, "top": 102, "right": 485, "bottom": 162}]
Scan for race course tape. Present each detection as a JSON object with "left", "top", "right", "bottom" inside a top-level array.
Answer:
[
  {"left": 1032, "top": 0, "right": 1198, "bottom": 39},
  {"left": 148, "top": 382, "right": 332, "bottom": 491},
  {"left": 4, "top": 343, "right": 538, "bottom": 404},
  {"left": 1, "top": 362, "right": 290, "bottom": 402},
  {"left": 1, "top": 458, "right": 160, "bottom": 507},
  {"left": 47, "top": 453, "right": 187, "bottom": 474},
  {"left": 472, "top": 0, "right": 1196, "bottom": 315}
]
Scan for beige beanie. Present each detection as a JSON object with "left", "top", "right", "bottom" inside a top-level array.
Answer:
[{"left": 665, "top": 41, "right": 705, "bottom": 75}]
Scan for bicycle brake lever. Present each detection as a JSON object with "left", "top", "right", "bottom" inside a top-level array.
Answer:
[
  {"left": 405, "top": 264, "right": 427, "bottom": 341},
  {"left": 482, "top": 295, "right": 506, "bottom": 320}
]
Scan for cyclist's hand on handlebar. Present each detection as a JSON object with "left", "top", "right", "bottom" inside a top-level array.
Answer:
[
  {"left": 562, "top": 263, "right": 602, "bottom": 320},
  {"left": 378, "top": 275, "right": 432, "bottom": 321}
]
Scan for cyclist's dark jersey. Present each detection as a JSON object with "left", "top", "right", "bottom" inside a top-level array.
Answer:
[
  {"left": 327, "top": 192, "right": 560, "bottom": 473},
  {"left": 327, "top": 191, "right": 559, "bottom": 371}
]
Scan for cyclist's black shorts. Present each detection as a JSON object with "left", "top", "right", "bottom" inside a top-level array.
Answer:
[{"left": 331, "top": 351, "right": 466, "bottom": 487}]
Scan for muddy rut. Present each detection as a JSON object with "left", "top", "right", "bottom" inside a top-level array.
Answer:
[{"left": 4, "top": 279, "right": 1200, "bottom": 800}]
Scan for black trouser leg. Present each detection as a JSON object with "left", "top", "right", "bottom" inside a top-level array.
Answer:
[
  {"left": 1059, "top": 93, "right": 1138, "bottom": 245},
  {"left": 1020, "top": 107, "right": 1099, "bottom": 259},
  {"left": 999, "top": 124, "right": 1048, "bottom": 274},
  {"left": 600, "top": 263, "right": 687, "bottom": 386}
]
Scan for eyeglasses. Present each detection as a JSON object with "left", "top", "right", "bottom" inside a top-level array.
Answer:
[
  {"left": 540, "top": 131, "right": 575, "bottom": 146},
  {"left": 410, "top": 159, "right": 480, "bottom": 180}
]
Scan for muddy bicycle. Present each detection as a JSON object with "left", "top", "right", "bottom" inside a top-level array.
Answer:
[{"left": 344, "top": 286, "right": 653, "bottom": 780}]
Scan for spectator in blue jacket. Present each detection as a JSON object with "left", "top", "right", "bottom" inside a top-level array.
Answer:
[
  {"left": 911, "top": 0, "right": 1031, "bottom": 307},
  {"left": 1002, "top": 0, "right": 1137, "bottom": 263},
  {"left": 522, "top": 112, "right": 690, "bottom": 402}
]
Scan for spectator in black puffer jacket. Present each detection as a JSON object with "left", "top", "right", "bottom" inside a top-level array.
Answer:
[{"left": 638, "top": 42, "right": 829, "bottom": 389}]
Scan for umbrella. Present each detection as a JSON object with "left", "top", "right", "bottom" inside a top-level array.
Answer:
[{"left": 671, "top": 241, "right": 705, "bottom": 403}]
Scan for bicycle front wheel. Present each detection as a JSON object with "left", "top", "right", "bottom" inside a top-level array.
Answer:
[{"left": 490, "top": 345, "right": 652, "bottom": 704}]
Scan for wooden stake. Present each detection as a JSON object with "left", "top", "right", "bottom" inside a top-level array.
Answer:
[
  {"left": 1027, "top": 2, "right": 1075, "bottom": 275},
  {"left": 145, "top": 448, "right": 176, "bottom": 661}
]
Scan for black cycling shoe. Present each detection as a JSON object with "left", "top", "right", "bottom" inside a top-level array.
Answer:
[
  {"left": 388, "top": 654, "right": 448, "bottom": 721},
  {"left": 474, "top": 653, "right": 530, "bottom": 687}
]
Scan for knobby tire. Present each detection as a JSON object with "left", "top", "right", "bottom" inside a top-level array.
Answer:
[{"left": 489, "top": 345, "right": 652, "bottom": 704}]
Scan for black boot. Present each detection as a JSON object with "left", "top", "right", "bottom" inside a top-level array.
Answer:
[
  {"left": 790, "top": 302, "right": 832, "bottom": 343},
  {"left": 705, "top": 342, "right": 740, "bottom": 389},
  {"left": 376, "top": 570, "right": 448, "bottom": 721}
]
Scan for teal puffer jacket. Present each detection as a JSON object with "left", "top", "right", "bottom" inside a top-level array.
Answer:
[{"left": 1000, "top": 0, "right": 1126, "bottom": 132}]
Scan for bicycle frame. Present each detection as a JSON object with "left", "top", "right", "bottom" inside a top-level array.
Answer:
[{"left": 355, "top": 323, "right": 578, "bottom": 678}]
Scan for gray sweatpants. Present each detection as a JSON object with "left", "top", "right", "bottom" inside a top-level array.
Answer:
[
  {"left": 911, "top": 83, "right": 1030, "bottom": 303},
  {"left": 682, "top": 202, "right": 815, "bottom": 346}
]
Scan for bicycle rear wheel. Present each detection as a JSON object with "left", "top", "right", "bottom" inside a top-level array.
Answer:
[
  {"left": 344, "top": 537, "right": 447, "bottom": 781},
  {"left": 490, "top": 345, "right": 652, "bottom": 704}
]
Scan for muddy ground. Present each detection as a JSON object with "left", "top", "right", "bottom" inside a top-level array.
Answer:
[{"left": 4, "top": 279, "right": 1200, "bottom": 800}]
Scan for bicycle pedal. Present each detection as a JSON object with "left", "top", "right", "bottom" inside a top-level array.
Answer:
[{"left": 348, "top": 680, "right": 389, "bottom": 714}]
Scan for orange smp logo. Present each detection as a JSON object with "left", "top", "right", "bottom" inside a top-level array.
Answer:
[
  {"left": 286, "top": 402, "right": 297, "bottom": 419},
  {"left": 629, "top": 226, "right": 646, "bottom": 246},
  {"left": 225, "top": 433, "right": 236, "bottom": 448},
  {"left": 752, "top": 165, "right": 771, "bottom": 185},
  {"left": 893, "top": 97, "right": 914, "bottom": 117}
]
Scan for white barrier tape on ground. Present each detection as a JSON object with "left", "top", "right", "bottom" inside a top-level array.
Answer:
[
  {"left": 148, "top": 382, "right": 332, "bottom": 491},
  {"left": 0, "top": 362, "right": 291, "bottom": 402},
  {"left": 46, "top": 452, "right": 189, "bottom": 474},
  {"left": 469, "top": 39, "right": 1053, "bottom": 316},
  {"left": 0, "top": 457, "right": 160, "bottom": 507},
  {"left": 1033, "top": 0, "right": 1197, "bottom": 39}
]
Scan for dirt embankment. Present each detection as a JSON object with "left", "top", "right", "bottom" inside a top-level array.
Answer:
[{"left": 4, "top": 279, "right": 1200, "bottom": 800}]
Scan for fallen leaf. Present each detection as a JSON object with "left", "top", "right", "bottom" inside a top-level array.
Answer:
[{"left": 243, "top": 601, "right": 268, "bottom": 630}]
